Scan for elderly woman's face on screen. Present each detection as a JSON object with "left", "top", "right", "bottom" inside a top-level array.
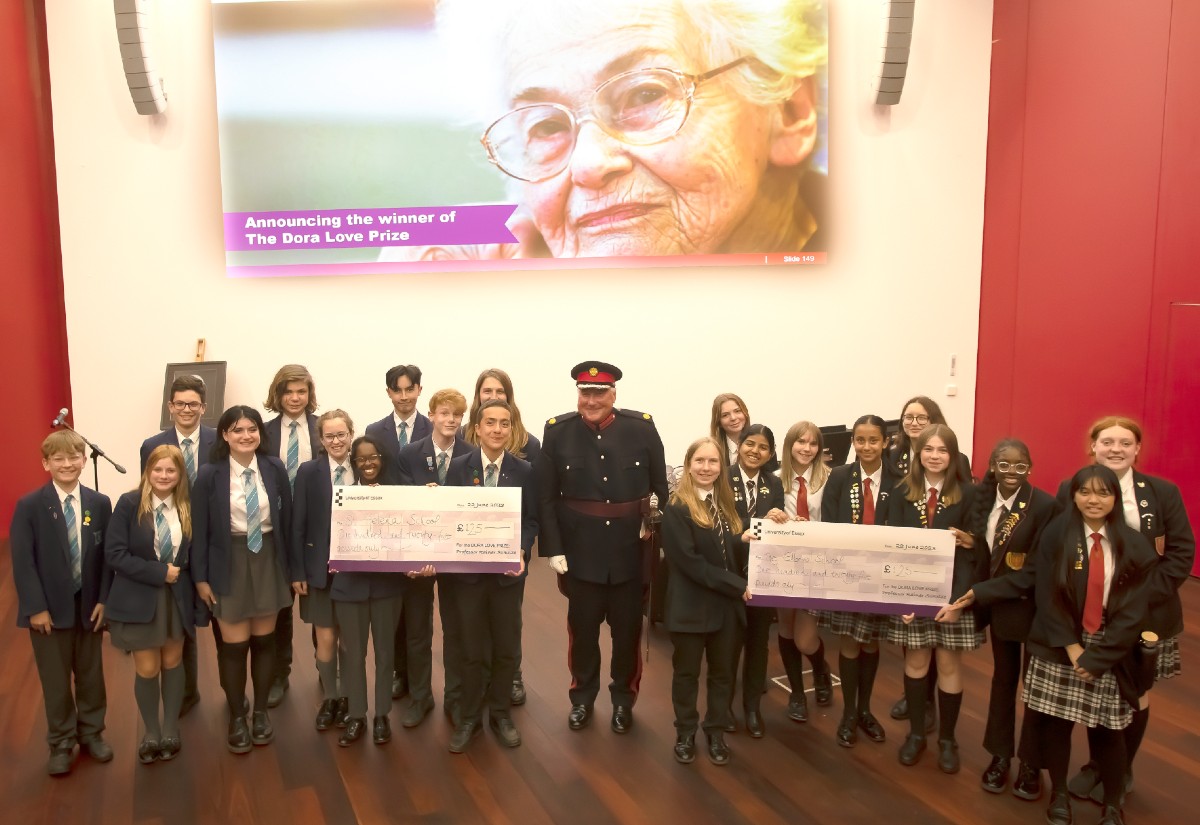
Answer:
[{"left": 499, "top": 5, "right": 783, "bottom": 257}]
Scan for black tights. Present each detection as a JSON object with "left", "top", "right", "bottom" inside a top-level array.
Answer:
[{"left": 1037, "top": 710, "right": 1127, "bottom": 806}]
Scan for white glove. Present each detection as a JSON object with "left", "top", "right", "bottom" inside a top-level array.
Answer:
[{"left": 548, "top": 555, "right": 569, "bottom": 575}]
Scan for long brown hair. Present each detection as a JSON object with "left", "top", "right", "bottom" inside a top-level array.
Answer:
[
  {"left": 263, "top": 364, "right": 318, "bottom": 413},
  {"left": 139, "top": 445, "right": 192, "bottom": 538},
  {"left": 780, "top": 420, "right": 829, "bottom": 493},
  {"left": 670, "top": 437, "right": 743, "bottom": 533},
  {"left": 465, "top": 368, "right": 531, "bottom": 459},
  {"left": 709, "top": 393, "right": 750, "bottom": 445},
  {"left": 902, "top": 424, "right": 965, "bottom": 505}
]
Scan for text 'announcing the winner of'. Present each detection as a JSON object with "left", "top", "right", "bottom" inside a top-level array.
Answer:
[
  {"left": 747, "top": 519, "right": 954, "bottom": 617},
  {"left": 328, "top": 485, "right": 521, "bottom": 574}
]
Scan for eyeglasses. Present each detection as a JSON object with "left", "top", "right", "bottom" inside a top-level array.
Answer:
[
  {"left": 902, "top": 414, "right": 930, "bottom": 425},
  {"left": 481, "top": 58, "right": 749, "bottom": 183},
  {"left": 995, "top": 461, "right": 1030, "bottom": 474},
  {"left": 172, "top": 401, "right": 203, "bottom": 411},
  {"left": 353, "top": 454, "right": 382, "bottom": 465},
  {"left": 321, "top": 432, "right": 351, "bottom": 443}
]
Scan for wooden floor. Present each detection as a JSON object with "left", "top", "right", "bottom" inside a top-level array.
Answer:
[{"left": 2, "top": 544, "right": 1197, "bottom": 825}]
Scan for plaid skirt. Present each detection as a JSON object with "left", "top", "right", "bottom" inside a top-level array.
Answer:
[
  {"left": 1022, "top": 632, "right": 1133, "bottom": 729},
  {"left": 887, "top": 611, "right": 984, "bottom": 651},
  {"left": 818, "top": 610, "right": 888, "bottom": 644},
  {"left": 1157, "top": 635, "right": 1181, "bottom": 680}
]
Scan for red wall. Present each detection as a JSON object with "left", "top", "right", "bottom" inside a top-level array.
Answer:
[
  {"left": 975, "top": 0, "right": 1200, "bottom": 573},
  {"left": 0, "top": 0, "right": 73, "bottom": 535}
]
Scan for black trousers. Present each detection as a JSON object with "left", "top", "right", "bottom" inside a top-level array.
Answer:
[
  {"left": 670, "top": 617, "right": 738, "bottom": 733},
  {"left": 399, "top": 576, "right": 436, "bottom": 705},
  {"left": 457, "top": 577, "right": 523, "bottom": 724},
  {"left": 28, "top": 593, "right": 106, "bottom": 749},
  {"left": 272, "top": 596, "right": 294, "bottom": 682},
  {"left": 731, "top": 604, "right": 773, "bottom": 711},
  {"left": 335, "top": 595, "right": 401, "bottom": 719},
  {"left": 984, "top": 634, "right": 1031, "bottom": 758},
  {"left": 565, "top": 575, "right": 643, "bottom": 708}
]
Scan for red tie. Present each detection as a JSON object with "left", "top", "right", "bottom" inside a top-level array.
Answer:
[
  {"left": 926, "top": 487, "right": 938, "bottom": 526},
  {"left": 1083, "top": 532, "right": 1106, "bottom": 633},
  {"left": 863, "top": 478, "right": 875, "bottom": 524},
  {"left": 795, "top": 476, "right": 810, "bottom": 519}
]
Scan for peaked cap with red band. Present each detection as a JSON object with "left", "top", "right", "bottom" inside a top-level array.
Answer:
[{"left": 571, "top": 360, "right": 622, "bottom": 389}]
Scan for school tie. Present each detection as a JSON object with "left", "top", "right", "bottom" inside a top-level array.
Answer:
[
  {"left": 862, "top": 478, "right": 875, "bottom": 525},
  {"left": 1082, "top": 532, "right": 1105, "bottom": 633},
  {"left": 795, "top": 476, "right": 810, "bottom": 519},
  {"left": 706, "top": 494, "right": 729, "bottom": 565},
  {"left": 64, "top": 494, "right": 82, "bottom": 589},
  {"left": 333, "top": 465, "right": 346, "bottom": 486},
  {"left": 437, "top": 451, "right": 449, "bottom": 485},
  {"left": 181, "top": 437, "right": 197, "bottom": 484},
  {"left": 243, "top": 468, "right": 263, "bottom": 553},
  {"left": 397, "top": 420, "right": 408, "bottom": 447},
  {"left": 286, "top": 421, "right": 300, "bottom": 489},
  {"left": 926, "top": 487, "right": 939, "bottom": 526},
  {"left": 485, "top": 462, "right": 498, "bottom": 487},
  {"left": 746, "top": 479, "right": 757, "bottom": 514},
  {"left": 155, "top": 503, "right": 174, "bottom": 563}
]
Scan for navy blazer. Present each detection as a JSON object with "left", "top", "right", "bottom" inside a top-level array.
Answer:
[
  {"left": 661, "top": 501, "right": 748, "bottom": 634},
  {"left": 104, "top": 491, "right": 201, "bottom": 636},
  {"left": 192, "top": 455, "right": 293, "bottom": 595},
  {"left": 290, "top": 456, "right": 347, "bottom": 590},
  {"left": 884, "top": 482, "right": 983, "bottom": 601},
  {"left": 9, "top": 483, "right": 113, "bottom": 631},
  {"left": 263, "top": 412, "right": 322, "bottom": 466},
  {"left": 365, "top": 411, "right": 432, "bottom": 477},
  {"left": 139, "top": 425, "right": 217, "bottom": 473},
  {"left": 444, "top": 448, "right": 538, "bottom": 585},
  {"left": 822, "top": 461, "right": 900, "bottom": 526},
  {"left": 397, "top": 434, "right": 472, "bottom": 487}
]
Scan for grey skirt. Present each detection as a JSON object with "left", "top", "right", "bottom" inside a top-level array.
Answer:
[
  {"left": 818, "top": 610, "right": 889, "bottom": 643},
  {"left": 300, "top": 584, "right": 336, "bottom": 628},
  {"left": 887, "top": 611, "right": 985, "bottom": 651},
  {"left": 109, "top": 586, "right": 183, "bottom": 651},
  {"left": 212, "top": 533, "right": 292, "bottom": 623},
  {"left": 1023, "top": 631, "right": 1132, "bottom": 729}
]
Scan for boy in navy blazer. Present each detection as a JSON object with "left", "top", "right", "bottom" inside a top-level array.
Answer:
[
  {"left": 365, "top": 364, "right": 431, "bottom": 479},
  {"left": 10, "top": 430, "right": 114, "bottom": 775}
]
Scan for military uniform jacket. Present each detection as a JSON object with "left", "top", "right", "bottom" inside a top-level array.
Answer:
[{"left": 536, "top": 409, "right": 668, "bottom": 585}]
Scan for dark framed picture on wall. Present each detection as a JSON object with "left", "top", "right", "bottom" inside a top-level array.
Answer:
[{"left": 158, "top": 361, "right": 228, "bottom": 430}]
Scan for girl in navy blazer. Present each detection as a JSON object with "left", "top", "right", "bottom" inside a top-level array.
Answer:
[
  {"left": 106, "top": 444, "right": 202, "bottom": 764},
  {"left": 663, "top": 437, "right": 754, "bottom": 767},
  {"left": 193, "top": 406, "right": 293, "bottom": 754}
]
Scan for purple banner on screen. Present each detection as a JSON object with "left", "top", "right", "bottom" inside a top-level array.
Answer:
[{"left": 223, "top": 205, "right": 519, "bottom": 251}]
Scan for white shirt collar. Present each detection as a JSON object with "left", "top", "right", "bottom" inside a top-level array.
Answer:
[
  {"left": 327, "top": 455, "right": 353, "bottom": 474},
  {"left": 175, "top": 427, "right": 200, "bottom": 445},
  {"left": 481, "top": 450, "right": 505, "bottom": 476},
  {"left": 52, "top": 481, "right": 81, "bottom": 503},
  {"left": 393, "top": 410, "right": 417, "bottom": 430},
  {"left": 152, "top": 494, "right": 175, "bottom": 511},
  {"left": 994, "top": 488, "right": 1018, "bottom": 509},
  {"left": 230, "top": 455, "right": 261, "bottom": 478},
  {"left": 924, "top": 476, "right": 945, "bottom": 494}
]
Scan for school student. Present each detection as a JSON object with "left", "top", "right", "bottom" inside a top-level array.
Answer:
[
  {"left": 709, "top": 393, "right": 750, "bottom": 466},
  {"left": 106, "top": 445, "right": 201, "bottom": 764},
  {"left": 887, "top": 424, "right": 983, "bottom": 774},
  {"left": 10, "top": 430, "right": 114, "bottom": 776},
  {"left": 192, "top": 406, "right": 293, "bottom": 754},
  {"left": 444, "top": 400, "right": 538, "bottom": 753}
]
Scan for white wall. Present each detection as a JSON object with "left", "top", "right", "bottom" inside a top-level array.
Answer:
[{"left": 45, "top": 1, "right": 993, "bottom": 484}]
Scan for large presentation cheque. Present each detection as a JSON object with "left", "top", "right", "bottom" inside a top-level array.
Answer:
[
  {"left": 748, "top": 520, "right": 954, "bottom": 617},
  {"left": 329, "top": 485, "right": 521, "bottom": 574}
]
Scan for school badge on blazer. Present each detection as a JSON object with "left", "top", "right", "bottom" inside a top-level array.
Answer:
[{"left": 1005, "top": 551, "right": 1025, "bottom": 571}]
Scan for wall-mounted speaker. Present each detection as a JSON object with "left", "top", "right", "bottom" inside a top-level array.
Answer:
[
  {"left": 115, "top": 0, "right": 166, "bottom": 115},
  {"left": 876, "top": 1, "right": 915, "bottom": 105}
]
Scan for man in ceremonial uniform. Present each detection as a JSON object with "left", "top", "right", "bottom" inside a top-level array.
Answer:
[{"left": 538, "top": 361, "right": 667, "bottom": 734}]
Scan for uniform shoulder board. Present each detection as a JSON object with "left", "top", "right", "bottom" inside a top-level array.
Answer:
[
  {"left": 616, "top": 408, "right": 653, "bottom": 422},
  {"left": 546, "top": 412, "right": 578, "bottom": 426}
]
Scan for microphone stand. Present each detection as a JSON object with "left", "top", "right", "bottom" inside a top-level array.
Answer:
[{"left": 62, "top": 422, "right": 127, "bottom": 490}]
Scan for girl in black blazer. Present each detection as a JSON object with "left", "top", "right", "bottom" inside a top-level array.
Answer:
[
  {"left": 725, "top": 424, "right": 787, "bottom": 738},
  {"left": 663, "top": 437, "right": 754, "bottom": 767},
  {"left": 959, "top": 439, "right": 1060, "bottom": 796},
  {"left": 709, "top": 393, "right": 750, "bottom": 467},
  {"left": 106, "top": 445, "right": 202, "bottom": 764},
  {"left": 888, "top": 424, "right": 981, "bottom": 773},
  {"left": 193, "top": 406, "right": 293, "bottom": 754}
]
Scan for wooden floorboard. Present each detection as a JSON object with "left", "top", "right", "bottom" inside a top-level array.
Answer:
[{"left": 1, "top": 540, "right": 1196, "bottom": 824}]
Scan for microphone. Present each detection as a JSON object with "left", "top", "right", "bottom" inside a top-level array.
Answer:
[{"left": 52, "top": 408, "right": 69, "bottom": 427}]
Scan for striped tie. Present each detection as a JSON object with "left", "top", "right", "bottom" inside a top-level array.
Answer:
[
  {"left": 286, "top": 421, "right": 300, "bottom": 488},
  {"left": 155, "top": 502, "right": 174, "bottom": 563},
  {"left": 485, "top": 462, "right": 498, "bottom": 487},
  {"left": 437, "top": 452, "right": 449, "bottom": 485},
  {"left": 244, "top": 468, "right": 263, "bottom": 553},
  {"left": 181, "top": 437, "right": 197, "bottom": 484},
  {"left": 64, "top": 494, "right": 82, "bottom": 589},
  {"left": 397, "top": 420, "right": 408, "bottom": 447},
  {"left": 333, "top": 465, "right": 347, "bottom": 486}
]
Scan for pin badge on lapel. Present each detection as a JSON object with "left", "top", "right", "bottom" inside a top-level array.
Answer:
[
  {"left": 1137, "top": 481, "right": 1145, "bottom": 488},
  {"left": 426, "top": 456, "right": 434, "bottom": 470}
]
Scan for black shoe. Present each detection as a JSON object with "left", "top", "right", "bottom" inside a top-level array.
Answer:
[
  {"left": 890, "top": 695, "right": 909, "bottom": 720},
  {"left": 813, "top": 670, "right": 833, "bottom": 706},
  {"left": 82, "top": 737, "right": 114, "bottom": 762},
  {"left": 1089, "top": 773, "right": 1133, "bottom": 805},
  {"left": 510, "top": 678, "right": 527, "bottom": 706},
  {"left": 706, "top": 731, "right": 731, "bottom": 766},
  {"left": 898, "top": 734, "right": 926, "bottom": 766},
  {"left": 981, "top": 756, "right": 1011, "bottom": 793},
  {"left": 489, "top": 716, "right": 521, "bottom": 748},
  {"left": 836, "top": 718, "right": 858, "bottom": 748},
  {"left": 266, "top": 677, "right": 289, "bottom": 709},
  {"left": 1045, "top": 790, "right": 1072, "bottom": 825},
  {"left": 611, "top": 705, "right": 633, "bottom": 734},
  {"left": 227, "top": 717, "right": 252, "bottom": 754},
  {"left": 1098, "top": 804, "right": 1124, "bottom": 825},
  {"left": 250, "top": 710, "right": 274, "bottom": 745},
  {"left": 391, "top": 674, "right": 409, "bottom": 701},
  {"left": 334, "top": 697, "right": 350, "bottom": 728},
  {"left": 137, "top": 738, "right": 160, "bottom": 765},
  {"left": 937, "top": 738, "right": 960, "bottom": 774},
  {"left": 787, "top": 694, "right": 809, "bottom": 723},
  {"left": 372, "top": 715, "right": 391, "bottom": 745},
  {"left": 858, "top": 712, "right": 887, "bottom": 743},
  {"left": 179, "top": 692, "right": 200, "bottom": 718},
  {"left": 745, "top": 709, "right": 765, "bottom": 739},
  {"left": 674, "top": 731, "right": 696, "bottom": 764},
  {"left": 1012, "top": 762, "right": 1044, "bottom": 801},
  {"left": 47, "top": 746, "right": 74, "bottom": 776},
  {"left": 315, "top": 699, "right": 338, "bottom": 731},
  {"left": 401, "top": 697, "right": 434, "bottom": 728},
  {"left": 448, "top": 722, "right": 481, "bottom": 754},
  {"left": 568, "top": 704, "right": 592, "bottom": 731},
  {"left": 1067, "top": 763, "right": 1100, "bottom": 800},
  {"left": 338, "top": 717, "right": 366, "bottom": 747},
  {"left": 158, "top": 737, "right": 181, "bottom": 762}
]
